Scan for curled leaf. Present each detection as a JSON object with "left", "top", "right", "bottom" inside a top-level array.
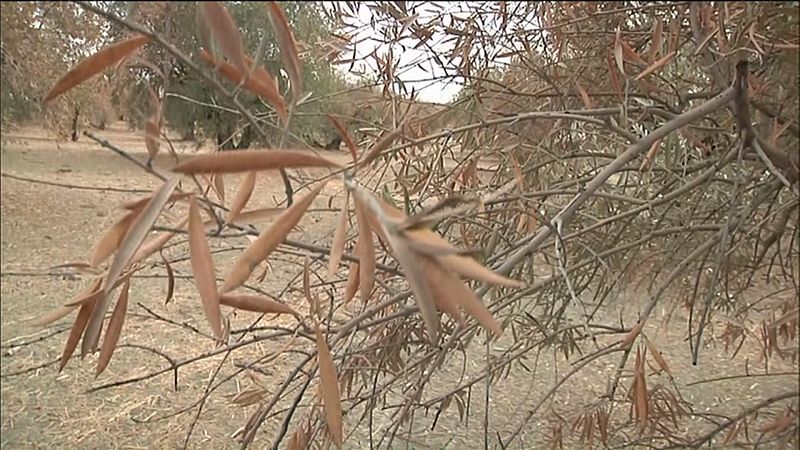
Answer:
[{"left": 44, "top": 35, "right": 150, "bottom": 103}]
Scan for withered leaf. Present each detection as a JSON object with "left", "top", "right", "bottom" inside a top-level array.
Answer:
[
  {"left": 353, "top": 197, "right": 375, "bottom": 301},
  {"left": 266, "top": 1, "right": 303, "bottom": 98},
  {"left": 212, "top": 172, "right": 226, "bottom": 202},
  {"left": 199, "top": 50, "right": 288, "bottom": 122},
  {"left": 316, "top": 328, "right": 343, "bottom": 447},
  {"left": 222, "top": 182, "right": 327, "bottom": 293},
  {"left": 428, "top": 257, "right": 501, "bottom": 337},
  {"left": 95, "top": 279, "right": 130, "bottom": 376},
  {"left": 59, "top": 293, "right": 97, "bottom": 371},
  {"left": 44, "top": 35, "right": 150, "bottom": 103},
  {"left": 228, "top": 207, "right": 285, "bottom": 225},
  {"left": 198, "top": 2, "right": 248, "bottom": 75},
  {"left": 188, "top": 196, "right": 222, "bottom": 339},
  {"left": 328, "top": 190, "right": 350, "bottom": 278},
  {"left": 91, "top": 210, "right": 140, "bottom": 268},
  {"left": 327, "top": 115, "right": 359, "bottom": 164},
  {"left": 219, "top": 293, "right": 296, "bottom": 316},
  {"left": 226, "top": 171, "right": 256, "bottom": 224},
  {"left": 161, "top": 250, "right": 175, "bottom": 305},
  {"left": 360, "top": 126, "right": 403, "bottom": 168},
  {"left": 643, "top": 334, "right": 672, "bottom": 377},
  {"left": 173, "top": 149, "right": 341, "bottom": 175},
  {"left": 634, "top": 51, "right": 676, "bottom": 81},
  {"left": 85, "top": 176, "right": 182, "bottom": 356},
  {"left": 129, "top": 217, "right": 188, "bottom": 266}
]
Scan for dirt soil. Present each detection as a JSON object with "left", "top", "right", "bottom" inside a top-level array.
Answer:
[{"left": 1, "top": 122, "right": 797, "bottom": 449}]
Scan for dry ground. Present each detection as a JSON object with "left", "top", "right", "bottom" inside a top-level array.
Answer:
[{"left": 1, "top": 122, "right": 797, "bottom": 449}]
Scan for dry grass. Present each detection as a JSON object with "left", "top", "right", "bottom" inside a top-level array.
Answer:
[{"left": 1, "top": 123, "right": 797, "bottom": 449}]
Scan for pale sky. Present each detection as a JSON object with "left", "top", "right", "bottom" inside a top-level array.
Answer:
[{"left": 322, "top": 2, "right": 536, "bottom": 104}]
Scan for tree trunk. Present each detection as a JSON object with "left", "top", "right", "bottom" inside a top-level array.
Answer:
[
  {"left": 236, "top": 125, "right": 254, "bottom": 149},
  {"left": 216, "top": 123, "right": 236, "bottom": 150},
  {"left": 70, "top": 106, "right": 80, "bottom": 141}
]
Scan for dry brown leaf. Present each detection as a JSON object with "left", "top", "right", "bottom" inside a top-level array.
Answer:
[
  {"left": 620, "top": 321, "right": 643, "bottom": 350},
  {"left": 144, "top": 118, "right": 160, "bottom": 162},
  {"left": 65, "top": 278, "right": 104, "bottom": 307},
  {"left": 643, "top": 334, "right": 672, "bottom": 377},
  {"left": 213, "top": 172, "right": 226, "bottom": 202},
  {"left": 621, "top": 39, "right": 646, "bottom": 65},
  {"left": 327, "top": 190, "right": 350, "bottom": 277},
  {"left": 353, "top": 197, "right": 375, "bottom": 301},
  {"left": 199, "top": 49, "right": 288, "bottom": 123},
  {"left": 614, "top": 28, "right": 625, "bottom": 76},
  {"left": 85, "top": 177, "right": 182, "bottom": 355},
  {"left": 95, "top": 279, "right": 130, "bottom": 376},
  {"left": 423, "top": 258, "right": 464, "bottom": 324},
  {"left": 188, "top": 196, "right": 222, "bottom": 339},
  {"left": 327, "top": 114, "right": 359, "bottom": 164},
  {"left": 161, "top": 251, "right": 175, "bottom": 305},
  {"left": 639, "top": 139, "right": 663, "bottom": 172},
  {"left": 343, "top": 240, "right": 361, "bottom": 304},
  {"left": 58, "top": 293, "right": 97, "bottom": 371},
  {"left": 574, "top": 80, "right": 593, "bottom": 109},
  {"left": 228, "top": 207, "right": 285, "bottom": 225},
  {"left": 226, "top": 171, "right": 256, "bottom": 224},
  {"left": 377, "top": 195, "right": 523, "bottom": 287},
  {"left": 34, "top": 277, "right": 102, "bottom": 326},
  {"left": 634, "top": 347, "right": 649, "bottom": 430},
  {"left": 607, "top": 50, "right": 623, "bottom": 98},
  {"left": 381, "top": 221, "right": 440, "bottom": 343},
  {"left": 303, "top": 255, "right": 318, "bottom": 319},
  {"left": 91, "top": 210, "right": 139, "bottom": 268},
  {"left": 219, "top": 293, "right": 297, "bottom": 316},
  {"left": 198, "top": 2, "right": 248, "bottom": 75},
  {"left": 266, "top": 1, "right": 303, "bottom": 98},
  {"left": 360, "top": 126, "right": 403, "bottom": 168},
  {"left": 343, "top": 261, "right": 360, "bottom": 304},
  {"left": 426, "top": 256, "right": 500, "bottom": 336},
  {"left": 44, "top": 35, "right": 150, "bottom": 103},
  {"left": 229, "top": 388, "right": 267, "bottom": 407},
  {"left": 650, "top": 20, "right": 663, "bottom": 62},
  {"left": 634, "top": 51, "right": 676, "bottom": 81},
  {"left": 129, "top": 217, "right": 188, "bottom": 266},
  {"left": 173, "top": 149, "right": 341, "bottom": 174},
  {"left": 222, "top": 181, "right": 327, "bottom": 293},
  {"left": 121, "top": 192, "right": 190, "bottom": 211},
  {"left": 195, "top": 4, "right": 213, "bottom": 52},
  {"left": 316, "top": 328, "right": 343, "bottom": 447}
]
